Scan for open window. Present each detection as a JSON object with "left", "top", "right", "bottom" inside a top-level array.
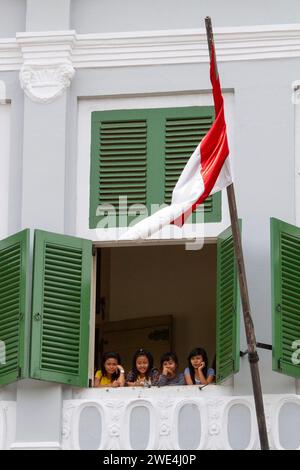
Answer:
[
  {"left": 0, "top": 226, "right": 240, "bottom": 388},
  {"left": 93, "top": 223, "right": 240, "bottom": 385}
]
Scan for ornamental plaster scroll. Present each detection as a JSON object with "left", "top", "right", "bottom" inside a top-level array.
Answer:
[
  {"left": 61, "top": 402, "right": 76, "bottom": 449},
  {"left": 206, "top": 399, "right": 225, "bottom": 450},
  {"left": 19, "top": 62, "right": 75, "bottom": 104},
  {"left": 105, "top": 400, "right": 126, "bottom": 450},
  {"left": 157, "top": 399, "right": 175, "bottom": 450},
  {"left": 17, "top": 30, "right": 76, "bottom": 104}
]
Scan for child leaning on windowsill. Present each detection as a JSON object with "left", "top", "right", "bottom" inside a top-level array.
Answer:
[
  {"left": 184, "top": 347, "right": 215, "bottom": 385},
  {"left": 126, "top": 348, "right": 160, "bottom": 387},
  {"left": 157, "top": 352, "right": 185, "bottom": 386},
  {"left": 94, "top": 351, "right": 125, "bottom": 387}
]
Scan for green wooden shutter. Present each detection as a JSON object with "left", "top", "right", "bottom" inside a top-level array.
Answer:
[
  {"left": 216, "top": 224, "right": 240, "bottom": 383},
  {"left": 0, "top": 229, "right": 30, "bottom": 386},
  {"left": 90, "top": 107, "right": 221, "bottom": 228},
  {"left": 271, "top": 218, "right": 300, "bottom": 378},
  {"left": 90, "top": 110, "right": 150, "bottom": 229},
  {"left": 30, "top": 230, "right": 92, "bottom": 387},
  {"left": 163, "top": 108, "right": 221, "bottom": 223}
]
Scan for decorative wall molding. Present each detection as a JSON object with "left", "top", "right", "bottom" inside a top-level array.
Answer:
[
  {"left": 16, "top": 31, "right": 76, "bottom": 103},
  {"left": 294, "top": 84, "right": 300, "bottom": 227},
  {"left": 0, "top": 405, "right": 8, "bottom": 450},
  {"left": 0, "top": 38, "right": 22, "bottom": 72},
  {"left": 0, "top": 24, "right": 299, "bottom": 101},
  {"left": 19, "top": 62, "right": 74, "bottom": 103},
  {"left": 0, "top": 24, "right": 300, "bottom": 74},
  {"left": 62, "top": 388, "right": 300, "bottom": 450},
  {"left": 221, "top": 398, "right": 258, "bottom": 450},
  {"left": 10, "top": 441, "right": 61, "bottom": 450},
  {"left": 72, "top": 24, "right": 300, "bottom": 68},
  {"left": 0, "top": 402, "right": 16, "bottom": 450}
]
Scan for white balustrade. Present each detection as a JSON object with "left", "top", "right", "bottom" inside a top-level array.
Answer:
[{"left": 61, "top": 386, "right": 300, "bottom": 450}]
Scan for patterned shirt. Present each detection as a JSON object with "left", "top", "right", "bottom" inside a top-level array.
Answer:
[{"left": 126, "top": 368, "right": 160, "bottom": 386}]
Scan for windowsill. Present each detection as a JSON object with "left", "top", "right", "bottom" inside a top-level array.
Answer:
[{"left": 72, "top": 383, "right": 233, "bottom": 400}]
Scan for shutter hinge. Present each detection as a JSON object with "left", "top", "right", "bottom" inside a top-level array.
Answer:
[
  {"left": 92, "top": 246, "right": 97, "bottom": 257},
  {"left": 276, "top": 304, "right": 282, "bottom": 313},
  {"left": 278, "top": 359, "right": 282, "bottom": 371},
  {"left": 18, "top": 367, "right": 22, "bottom": 378}
]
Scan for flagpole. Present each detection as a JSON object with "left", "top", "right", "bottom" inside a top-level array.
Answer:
[{"left": 205, "top": 17, "right": 269, "bottom": 450}]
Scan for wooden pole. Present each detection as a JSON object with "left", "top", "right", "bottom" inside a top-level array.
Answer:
[{"left": 205, "top": 16, "right": 269, "bottom": 450}]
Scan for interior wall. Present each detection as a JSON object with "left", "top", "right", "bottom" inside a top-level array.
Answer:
[{"left": 101, "top": 243, "right": 217, "bottom": 371}]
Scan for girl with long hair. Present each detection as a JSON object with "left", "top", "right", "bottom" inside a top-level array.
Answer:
[
  {"left": 94, "top": 351, "right": 125, "bottom": 387},
  {"left": 184, "top": 347, "right": 215, "bottom": 385},
  {"left": 126, "top": 348, "right": 159, "bottom": 386}
]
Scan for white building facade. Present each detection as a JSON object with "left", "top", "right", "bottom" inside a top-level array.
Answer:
[{"left": 0, "top": 0, "right": 300, "bottom": 450}]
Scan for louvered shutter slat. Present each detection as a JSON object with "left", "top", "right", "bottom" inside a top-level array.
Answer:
[
  {"left": 271, "top": 219, "right": 300, "bottom": 378},
  {"left": 164, "top": 112, "right": 221, "bottom": 222},
  {"left": 99, "top": 120, "right": 147, "bottom": 216},
  {"left": 0, "top": 230, "right": 30, "bottom": 385},
  {"left": 30, "top": 230, "right": 92, "bottom": 387},
  {"left": 216, "top": 224, "right": 240, "bottom": 383},
  {"left": 90, "top": 107, "right": 222, "bottom": 228}
]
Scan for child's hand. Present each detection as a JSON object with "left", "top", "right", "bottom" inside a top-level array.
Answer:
[
  {"left": 117, "top": 365, "right": 125, "bottom": 374},
  {"left": 198, "top": 362, "right": 205, "bottom": 371},
  {"left": 162, "top": 365, "right": 171, "bottom": 376},
  {"left": 112, "top": 380, "right": 120, "bottom": 387}
]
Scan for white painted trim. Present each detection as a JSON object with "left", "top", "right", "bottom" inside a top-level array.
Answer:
[
  {"left": 0, "top": 103, "right": 11, "bottom": 240},
  {"left": 10, "top": 441, "right": 62, "bottom": 450},
  {"left": 222, "top": 398, "right": 258, "bottom": 450},
  {"left": 71, "top": 401, "right": 106, "bottom": 450},
  {"left": 121, "top": 399, "right": 158, "bottom": 450},
  {"left": 0, "top": 402, "right": 16, "bottom": 451},
  {"left": 272, "top": 395, "right": 300, "bottom": 450},
  {"left": 2, "top": 24, "right": 300, "bottom": 72},
  {"left": 16, "top": 31, "right": 75, "bottom": 103},
  {"left": 62, "top": 392, "right": 300, "bottom": 450},
  {"left": 0, "top": 38, "right": 22, "bottom": 71},
  {"left": 88, "top": 252, "right": 97, "bottom": 386},
  {"left": 0, "top": 406, "right": 8, "bottom": 450},
  {"left": 172, "top": 398, "right": 207, "bottom": 450},
  {"left": 76, "top": 92, "right": 234, "bottom": 242},
  {"left": 294, "top": 84, "right": 300, "bottom": 226},
  {"left": 72, "top": 24, "right": 300, "bottom": 68}
]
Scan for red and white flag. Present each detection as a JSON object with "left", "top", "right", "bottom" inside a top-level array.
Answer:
[{"left": 120, "top": 46, "right": 232, "bottom": 240}]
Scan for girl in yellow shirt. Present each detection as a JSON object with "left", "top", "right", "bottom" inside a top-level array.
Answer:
[{"left": 94, "top": 352, "right": 125, "bottom": 388}]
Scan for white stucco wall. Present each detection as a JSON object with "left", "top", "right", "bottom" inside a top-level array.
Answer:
[
  {"left": 0, "top": 102, "right": 10, "bottom": 239},
  {"left": 69, "top": 56, "right": 298, "bottom": 396},
  {"left": 0, "top": 0, "right": 25, "bottom": 38},
  {"left": 0, "top": 0, "right": 300, "bottom": 450},
  {"left": 71, "top": 0, "right": 300, "bottom": 33}
]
